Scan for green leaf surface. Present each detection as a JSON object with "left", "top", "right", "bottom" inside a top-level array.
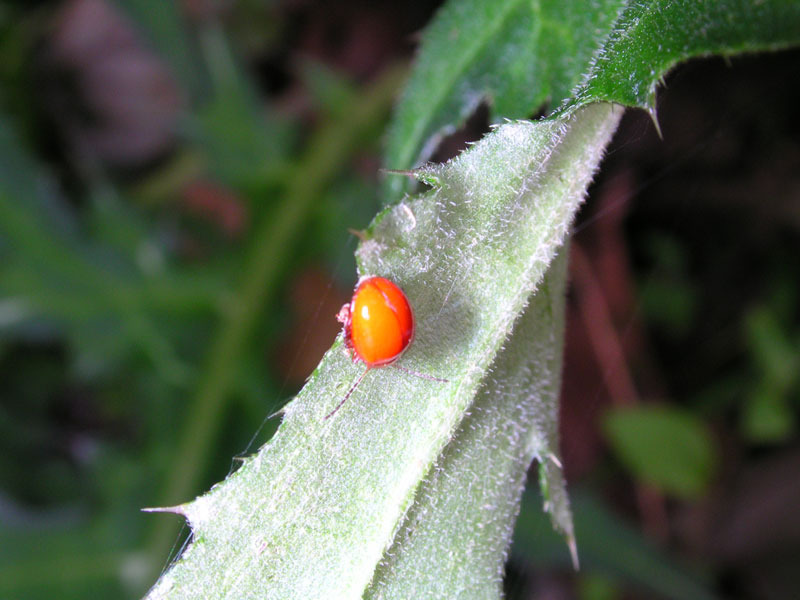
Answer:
[
  {"left": 602, "top": 405, "right": 718, "bottom": 499},
  {"left": 384, "top": 0, "right": 800, "bottom": 200},
  {"left": 365, "top": 251, "right": 570, "bottom": 598},
  {"left": 146, "top": 102, "right": 623, "bottom": 599},
  {"left": 566, "top": 0, "right": 800, "bottom": 112}
]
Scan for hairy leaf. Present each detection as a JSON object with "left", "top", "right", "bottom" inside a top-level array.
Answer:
[{"left": 147, "top": 102, "right": 622, "bottom": 599}]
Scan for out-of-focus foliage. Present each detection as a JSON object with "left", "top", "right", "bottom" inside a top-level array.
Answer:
[
  {"left": 512, "top": 489, "right": 716, "bottom": 600},
  {"left": 602, "top": 405, "right": 718, "bottom": 499},
  {"left": 741, "top": 301, "right": 799, "bottom": 442}
]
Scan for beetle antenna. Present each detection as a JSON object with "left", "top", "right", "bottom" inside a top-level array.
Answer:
[
  {"left": 391, "top": 364, "right": 448, "bottom": 382},
  {"left": 325, "top": 367, "right": 370, "bottom": 420}
]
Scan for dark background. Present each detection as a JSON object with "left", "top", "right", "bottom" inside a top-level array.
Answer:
[{"left": 0, "top": 1, "right": 798, "bottom": 598}]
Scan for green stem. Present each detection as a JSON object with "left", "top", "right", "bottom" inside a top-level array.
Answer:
[{"left": 145, "top": 64, "right": 407, "bottom": 571}]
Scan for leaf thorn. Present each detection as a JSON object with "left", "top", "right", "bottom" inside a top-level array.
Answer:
[
  {"left": 646, "top": 105, "right": 663, "bottom": 140},
  {"left": 380, "top": 168, "right": 417, "bottom": 178},
  {"left": 267, "top": 405, "right": 287, "bottom": 420},
  {"left": 347, "top": 227, "right": 369, "bottom": 242},
  {"left": 567, "top": 533, "right": 580, "bottom": 571},
  {"left": 142, "top": 504, "right": 189, "bottom": 517},
  {"left": 548, "top": 452, "right": 562, "bottom": 469}
]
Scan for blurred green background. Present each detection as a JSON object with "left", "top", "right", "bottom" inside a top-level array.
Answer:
[{"left": 0, "top": 1, "right": 798, "bottom": 598}]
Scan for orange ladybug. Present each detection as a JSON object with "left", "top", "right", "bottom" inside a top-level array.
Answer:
[{"left": 326, "top": 276, "right": 444, "bottom": 419}]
